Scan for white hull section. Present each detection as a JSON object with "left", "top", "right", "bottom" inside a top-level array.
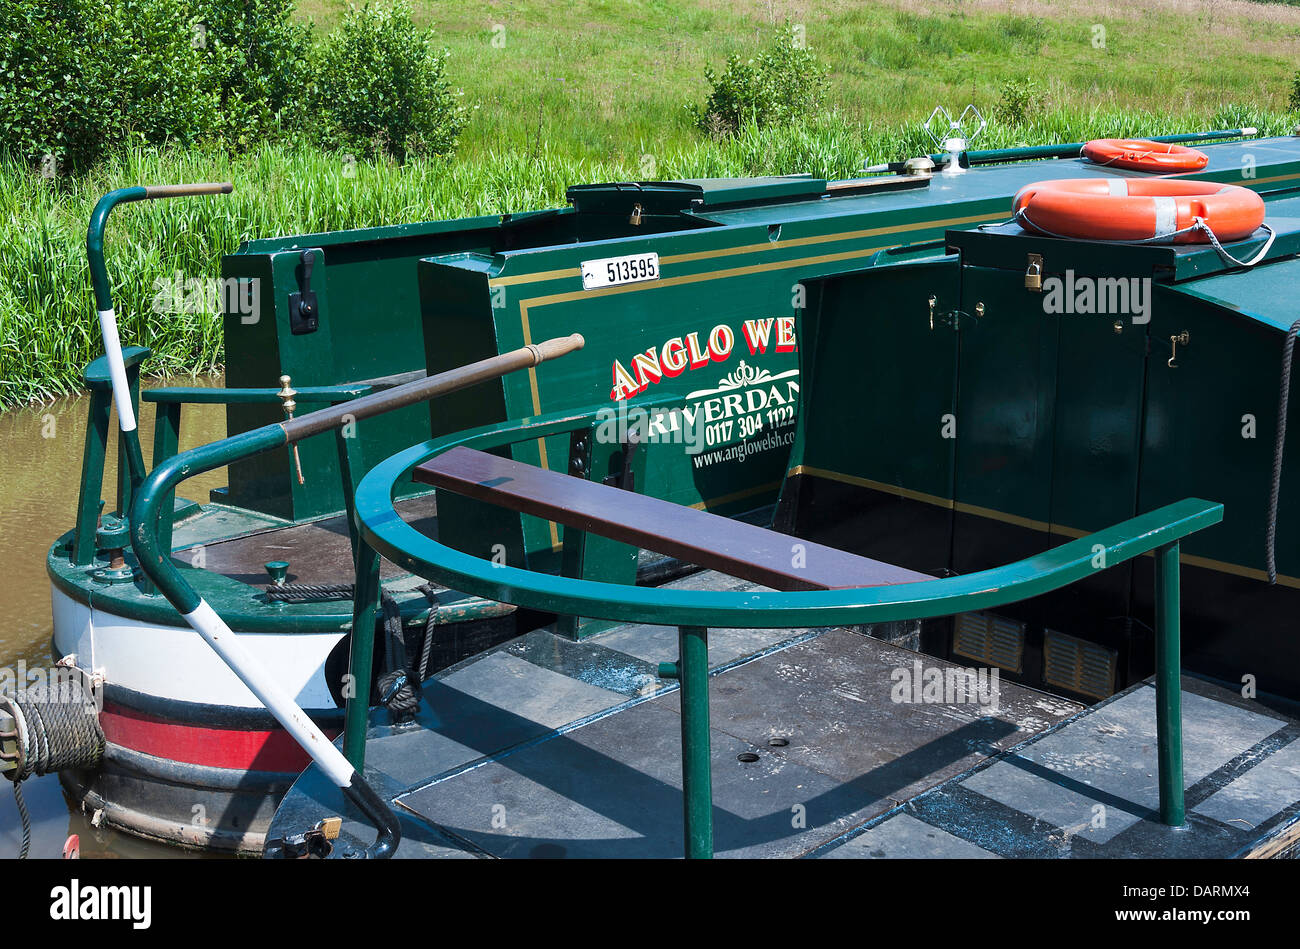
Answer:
[{"left": 50, "top": 586, "right": 342, "bottom": 710}]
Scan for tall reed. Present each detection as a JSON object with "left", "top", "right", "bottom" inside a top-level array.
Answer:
[{"left": 0, "top": 104, "right": 1291, "bottom": 408}]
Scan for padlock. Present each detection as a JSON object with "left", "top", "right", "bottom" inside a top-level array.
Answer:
[{"left": 1025, "top": 253, "right": 1044, "bottom": 292}]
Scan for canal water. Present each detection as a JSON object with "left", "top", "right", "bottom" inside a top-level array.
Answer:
[{"left": 0, "top": 377, "right": 228, "bottom": 858}]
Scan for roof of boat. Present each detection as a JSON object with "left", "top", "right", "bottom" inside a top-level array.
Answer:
[
  {"left": 1172, "top": 254, "right": 1300, "bottom": 333},
  {"left": 693, "top": 135, "right": 1300, "bottom": 226}
]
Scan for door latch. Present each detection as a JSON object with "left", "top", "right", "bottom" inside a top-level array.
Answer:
[
  {"left": 603, "top": 428, "right": 642, "bottom": 491},
  {"left": 1168, "top": 331, "right": 1190, "bottom": 368}
]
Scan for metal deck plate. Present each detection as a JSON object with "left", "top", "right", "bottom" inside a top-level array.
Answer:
[
  {"left": 381, "top": 625, "right": 1080, "bottom": 857},
  {"left": 396, "top": 699, "right": 889, "bottom": 858},
  {"left": 174, "top": 494, "right": 438, "bottom": 586},
  {"left": 823, "top": 813, "right": 1000, "bottom": 859},
  {"left": 363, "top": 651, "right": 627, "bottom": 790},
  {"left": 814, "top": 677, "right": 1300, "bottom": 859},
  {"left": 1194, "top": 740, "right": 1300, "bottom": 829},
  {"left": 267, "top": 577, "right": 1300, "bottom": 858},
  {"left": 960, "top": 685, "right": 1283, "bottom": 844}
]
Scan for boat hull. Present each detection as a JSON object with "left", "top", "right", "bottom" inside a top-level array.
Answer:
[{"left": 50, "top": 585, "right": 343, "bottom": 853}]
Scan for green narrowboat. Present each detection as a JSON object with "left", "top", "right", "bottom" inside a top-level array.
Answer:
[{"left": 14, "top": 129, "right": 1300, "bottom": 857}]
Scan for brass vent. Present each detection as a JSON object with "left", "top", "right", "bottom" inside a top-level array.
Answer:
[
  {"left": 952, "top": 612, "right": 1024, "bottom": 674},
  {"left": 1043, "top": 629, "right": 1117, "bottom": 700}
]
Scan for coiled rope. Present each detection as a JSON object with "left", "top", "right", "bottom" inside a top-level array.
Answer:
[
  {"left": 1267, "top": 319, "right": 1300, "bottom": 584},
  {"left": 264, "top": 582, "right": 435, "bottom": 722},
  {"left": 1, "top": 683, "right": 105, "bottom": 859},
  {"left": 13, "top": 781, "right": 29, "bottom": 860}
]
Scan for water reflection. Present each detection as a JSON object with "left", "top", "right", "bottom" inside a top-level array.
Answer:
[{"left": 0, "top": 375, "right": 229, "bottom": 858}]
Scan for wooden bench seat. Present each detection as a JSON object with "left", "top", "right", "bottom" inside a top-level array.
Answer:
[{"left": 414, "top": 446, "right": 932, "bottom": 592}]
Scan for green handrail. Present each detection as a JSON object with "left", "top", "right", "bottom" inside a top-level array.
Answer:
[
  {"left": 85, "top": 183, "right": 233, "bottom": 500},
  {"left": 142, "top": 383, "right": 374, "bottom": 563},
  {"left": 862, "top": 128, "right": 1259, "bottom": 175},
  {"left": 350, "top": 403, "right": 1223, "bottom": 856},
  {"left": 72, "top": 347, "right": 151, "bottom": 565},
  {"left": 352, "top": 409, "right": 1221, "bottom": 627},
  {"left": 128, "top": 336, "right": 586, "bottom": 859},
  {"left": 69, "top": 367, "right": 372, "bottom": 568}
]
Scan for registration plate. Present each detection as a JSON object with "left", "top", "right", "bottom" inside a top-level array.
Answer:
[{"left": 581, "top": 252, "right": 660, "bottom": 290}]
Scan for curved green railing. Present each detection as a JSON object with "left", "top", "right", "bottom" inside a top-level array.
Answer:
[
  {"left": 354, "top": 407, "right": 1221, "bottom": 628},
  {"left": 350, "top": 403, "right": 1224, "bottom": 858},
  {"left": 128, "top": 336, "right": 586, "bottom": 859}
]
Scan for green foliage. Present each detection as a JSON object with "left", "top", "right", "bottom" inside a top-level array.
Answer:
[
  {"left": 3, "top": 105, "right": 1295, "bottom": 409},
  {"left": 995, "top": 78, "right": 1041, "bottom": 126},
  {"left": 0, "top": 0, "right": 312, "bottom": 170},
  {"left": 93, "top": 0, "right": 222, "bottom": 155},
  {"left": 198, "top": 0, "right": 313, "bottom": 148},
  {"left": 0, "top": 0, "right": 91, "bottom": 172},
  {"left": 994, "top": 14, "right": 1048, "bottom": 50},
  {"left": 309, "top": 1, "right": 468, "bottom": 161},
  {"left": 690, "top": 24, "right": 828, "bottom": 137},
  {"left": 1290, "top": 71, "right": 1300, "bottom": 112},
  {"left": 0, "top": 0, "right": 218, "bottom": 172}
]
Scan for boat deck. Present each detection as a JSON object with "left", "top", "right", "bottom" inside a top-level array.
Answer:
[
  {"left": 171, "top": 495, "right": 440, "bottom": 587},
  {"left": 268, "top": 572, "right": 1300, "bottom": 858}
]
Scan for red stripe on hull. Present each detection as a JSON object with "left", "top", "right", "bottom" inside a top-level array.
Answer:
[{"left": 100, "top": 701, "right": 338, "bottom": 773}]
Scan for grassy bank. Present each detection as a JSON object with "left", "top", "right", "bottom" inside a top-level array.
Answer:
[
  {"left": 1, "top": 105, "right": 1291, "bottom": 408},
  {"left": 292, "top": 0, "right": 1300, "bottom": 160},
  {"left": 2, "top": 0, "right": 1299, "bottom": 408}
]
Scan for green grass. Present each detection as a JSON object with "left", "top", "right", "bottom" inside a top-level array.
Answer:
[
  {"left": 291, "top": 0, "right": 1300, "bottom": 161},
  {"left": 2, "top": 0, "right": 1299, "bottom": 408}
]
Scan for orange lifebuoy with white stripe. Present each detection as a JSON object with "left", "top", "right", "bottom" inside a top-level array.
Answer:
[
  {"left": 1012, "top": 178, "right": 1265, "bottom": 244},
  {"left": 1081, "top": 138, "right": 1209, "bottom": 172}
]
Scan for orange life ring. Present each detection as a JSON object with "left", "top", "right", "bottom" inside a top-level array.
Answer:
[
  {"left": 1012, "top": 178, "right": 1265, "bottom": 244},
  {"left": 1081, "top": 138, "right": 1209, "bottom": 172}
]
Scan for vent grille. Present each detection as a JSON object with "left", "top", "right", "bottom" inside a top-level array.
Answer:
[
  {"left": 1043, "top": 629, "right": 1117, "bottom": 700},
  {"left": 952, "top": 612, "right": 1024, "bottom": 674}
]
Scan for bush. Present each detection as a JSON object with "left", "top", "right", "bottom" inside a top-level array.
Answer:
[
  {"left": 0, "top": 0, "right": 90, "bottom": 171},
  {"left": 0, "top": 0, "right": 313, "bottom": 171},
  {"left": 1290, "top": 71, "right": 1300, "bottom": 112},
  {"left": 309, "top": 1, "right": 468, "bottom": 161},
  {"left": 0, "top": 0, "right": 218, "bottom": 172},
  {"left": 995, "top": 78, "right": 1040, "bottom": 125},
  {"left": 690, "top": 23, "right": 828, "bottom": 137},
  {"left": 197, "top": 0, "right": 313, "bottom": 148}
]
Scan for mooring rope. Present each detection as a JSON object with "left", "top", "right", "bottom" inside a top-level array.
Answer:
[
  {"left": 13, "top": 781, "right": 29, "bottom": 860},
  {"left": 415, "top": 584, "right": 442, "bottom": 682},
  {"left": 1267, "top": 319, "right": 1300, "bottom": 584},
  {"left": 2, "top": 684, "right": 104, "bottom": 859},
  {"left": 263, "top": 582, "right": 427, "bottom": 721},
  {"left": 5, "top": 690, "right": 104, "bottom": 780}
]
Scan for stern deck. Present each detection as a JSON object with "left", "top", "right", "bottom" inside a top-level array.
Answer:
[{"left": 270, "top": 572, "right": 1300, "bottom": 859}]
